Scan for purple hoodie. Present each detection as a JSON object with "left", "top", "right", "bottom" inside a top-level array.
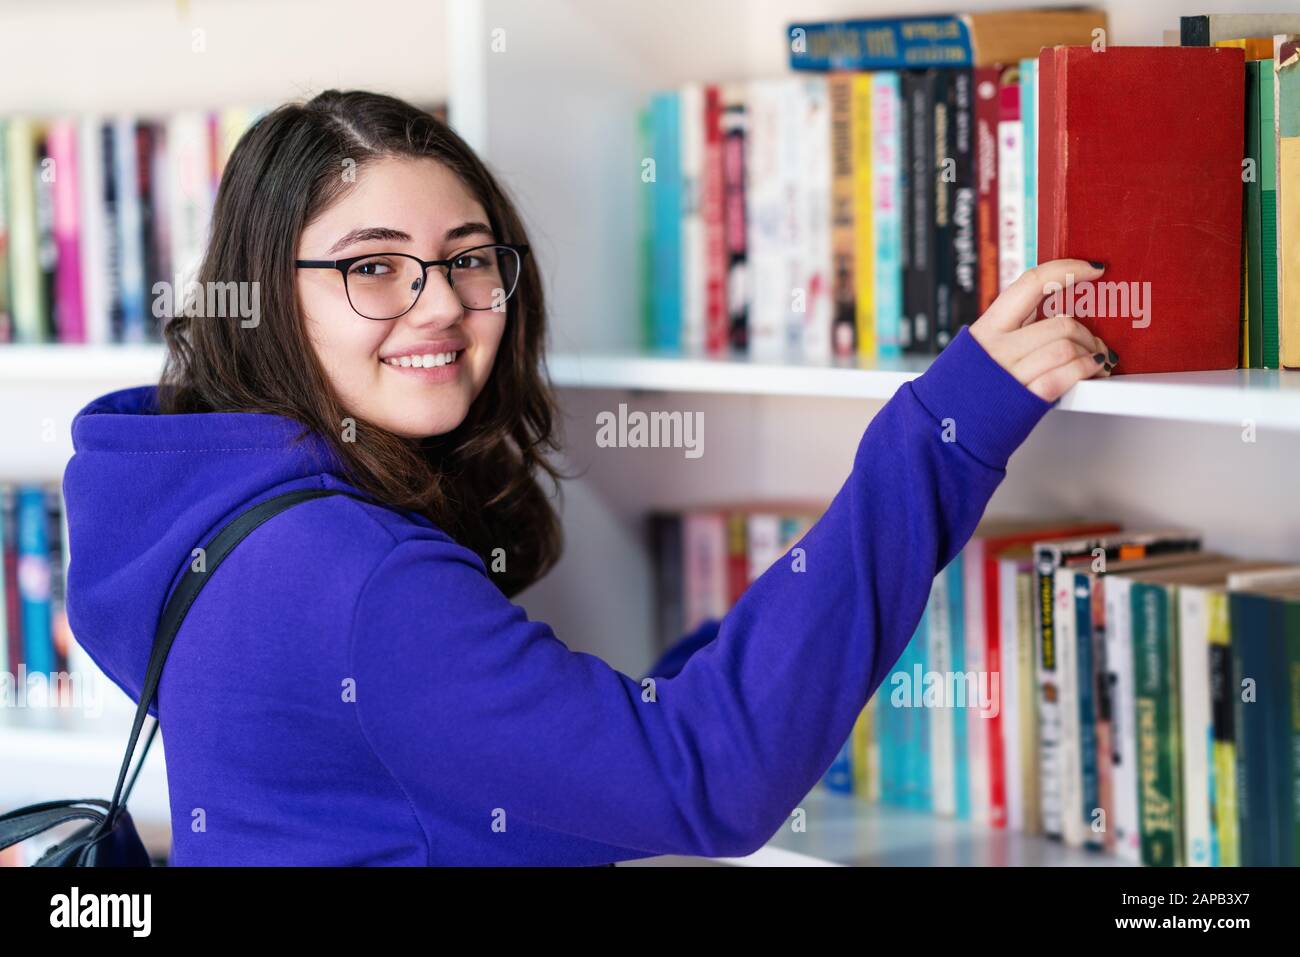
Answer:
[{"left": 62, "top": 326, "right": 1052, "bottom": 865}]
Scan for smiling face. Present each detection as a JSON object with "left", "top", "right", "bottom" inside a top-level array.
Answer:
[{"left": 296, "top": 155, "right": 507, "bottom": 439}]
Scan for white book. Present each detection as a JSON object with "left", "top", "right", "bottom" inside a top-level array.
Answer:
[
  {"left": 1178, "top": 586, "right": 1214, "bottom": 866},
  {"left": 77, "top": 115, "right": 109, "bottom": 345},
  {"left": 778, "top": 77, "right": 807, "bottom": 360},
  {"left": 999, "top": 557, "right": 1023, "bottom": 831},
  {"left": 927, "top": 573, "right": 955, "bottom": 816},
  {"left": 678, "top": 82, "right": 705, "bottom": 354},
  {"left": 996, "top": 107, "right": 1024, "bottom": 292},
  {"left": 1056, "top": 567, "right": 1084, "bottom": 847},
  {"left": 870, "top": 72, "right": 904, "bottom": 356},
  {"left": 745, "top": 514, "right": 783, "bottom": 582},
  {"left": 798, "top": 75, "right": 833, "bottom": 363},
  {"left": 962, "top": 541, "right": 990, "bottom": 825},
  {"left": 166, "top": 112, "right": 213, "bottom": 297},
  {"left": 1104, "top": 575, "right": 1142, "bottom": 863},
  {"left": 743, "top": 80, "right": 786, "bottom": 360},
  {"left": 113, "top": 116, "right": 146, "bottom": 343}
]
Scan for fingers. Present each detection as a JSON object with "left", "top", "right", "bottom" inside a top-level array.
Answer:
[
  {"left": 1007, "top": 313, "right": 1109, "bottom": 365},
  {"left": 980, "top": 259, "right": 1105, "bottom": 333},
  {"left": 1026, "top": 350, "right": 1111, "bottom": 402},
  {"left": 1013, "top": 337, "right": 1106, "bottom": 385}
]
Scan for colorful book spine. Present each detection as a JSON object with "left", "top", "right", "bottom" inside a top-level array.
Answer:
[
  {"left": 46, "top": 120, "right": 84, "bottom": 343},
  {"left": 1260, "top": 59, "right": 1279, "bottom": 368},
  {"left": 927, "top": 570, "right": 956, "bottom": 815},
  {"left": 798, "top": 76, "right": 833, "bottom": 363},
  {"left": 870, "top": 71, "right": 904, "bottom": 359},
  {"left": 702, "top": 84, "right": 728, "bottom": 354},
  {"left": 5, "top": 119, "right": 41, "bottom": 342},
  {"left": 947, "top": 554, "right": 971, "bottom": 819},
  {"left": 16, "top": 485, "right": 54, "bottom": 677},
  {"left": 1132, "top": 582, "right": 1182, "bottom": 866},
  {"left": 1020, "top": 57, "right": 1038, "bottom": 272},
  {"left": 995, "top": 68, "right": 1024, "bottom": 293},
  {"left": 720, "top": 86, "right": 749, "bottom": 352},
  {"left": 744, "top": 81, "right": 785, "bottom": 359},
  {"left": 973, "top": 67, "right": 1001, "bottom": 314},
  {"left": 679, "top": 82, "right": 705, "bottom": 354},
  {"left": 649, "top": 92, "right": 682, "bottom": 351},
  {"left": 1275, "top": 37, "right": 1300, "bottom": 368},
  {"left": 1073, "top": 570, "right": 1101, "bottom": 849},
  {"left": 845, "top": 72, "right": 871, "bottom": 359},
  {"left": 1206, "top": 590, "right": 1239, "bottom": 866},
  {"left": 950, "top": 69, "right": 978, "bottom": 337}
]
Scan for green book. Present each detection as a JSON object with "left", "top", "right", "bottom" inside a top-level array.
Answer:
[
  {"left": 1132, "top": 581, "right": 1182, "bottom": 866},
  {"left": 1245, "top": 62, "right": 1263, "bottom": 369},
  {"left": 1261, "top": 59, "right": 1280, "bottom": 369}
]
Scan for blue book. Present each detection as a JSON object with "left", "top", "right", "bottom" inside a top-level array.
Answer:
[
  {"left": 1020, "top": 58, "right": 1037, "bottom": 271},
  {"left": 946, "top": 557, "right": 971, "bottom": 820},
  {"left": 822, "top": 738, "right": 854, "bottom": 794},
  {"left": 1074, "top": 571, "right": 1100, "bottom": 848},
  {"left": 16, "top": 485, "right": 54, "bottom": 676},
  {"left": 648, "top": 92, "right": 682, "bottom": 351}
]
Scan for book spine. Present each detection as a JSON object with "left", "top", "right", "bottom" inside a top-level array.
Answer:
[
  {"left": 1034, "top": 545, "right": 1064, "bottom": 838},
  {"left": 1105, "top": 577, "right": 1142, "bottom": 862},
  {"left": 34, "top": 136, "right": 56, "bottom": 341},
  {"left": 963, "top": 540, "right": 990, "bottom": 824},
  {"left": 0, "top": 119, "right": 9, "bottom": 343},
  {"left": 16, "top": 485, "right": 54, "bottom": 676},
  {"left": 1090, "top": 573, "right": 1115, "bottom": 852},
  {"left": 998, "top": 558, "right": 1022, "bottom": 830},
  {"left": 1035, "top": 49, "right": 1065, "bottom": 272},
  {"left": 679, "top": 82, "right": 705, "bottom": 354},
  {"left": 932, "top": 71, "right": 956, "bottom": 351},
  {"left": 985, "top": 550, "right": 1007, "bottom": 828},
  {"left": 1074, "top": 571, "right": 1101, "bottom": 849},
  {"left": 995, "top": 68, "right": 1024, "bottom": 294},
  {"left": 1020, "top": 58, "right": 1038, "bottom": 271},
  {"left": 76, "top": 115, "right": 108, "bottom": 346},
  {"left": 1206, "top": 590, "right": 1238, "bottom": 866},
  {"left": 136, "top": 122, "right": 161, "bottom": 342},
  {"left": 1245, "top": 61, "right": 1265, "bottom": 369},
  {"left": 927, "top": 571, "right": 955, "bottom": 816},
  {"left": 649, "top": 513, "right": 683, "bottom": 653},
  {"left": 113, "top": 117, "right": 146, "bottom": 343},
  {"left": 2, "top": 486, "right": 22, "bottom": 672},
  {"left": 1177, "top": 587, "right": 1214, "bottom": 865},
  {"left": 973, "top": 67, "right": 1001, "bottom": 314},
  {"left": 720, "top": 87, "right": 749, "bottom": 352},
  {"left": 831, "top": 72, "right": 859, "bottom": 358},
  {"left": 1133, "top": 583, "right": 1180, "bottom": 866},
  {"left": 744, "top": 81, "right": 784, "bottom": 360},
  {"left": 1017, "top": 565, "right": 1041, "bottom": 834},
  {"left": 870, "top": 72, "right": 904, "bottom": 359},
  {"left": 787, "top": 16, "right": 974, "bottom": 72},
  {"left": 702, "top": 85, "right": 728, "bottom": 354},
  {"left": 950, "top": 69, "right": 978, "bottom": 336},
  {"left": 1285, "top": 601, "right": 1300, "bottom": 866},
  {"left": 47, "top": 121, "right": 85, "bottom": 343},
  {"left": 1260, "top": 59, "right": 1280, "bottom": 368},
  {"left": 650, "top": 93, "right": 682, "bottom": 351},
  {"left": 947, "top": 555, "right": 971, "bottom": 819},
  {"left": 1180, "top": 16, "right": 1210, "bottom": 47},
  {"left": 798, "top": 76, "right": 833, "bottom": 363},
  {"left": 902, "top": 70, "right": 935, "bottom": 353},
  {"left": 6, "top": 120, "right": 42, "bottom": 342},
  {"left": 1273, "top": 43, "right": 1300, "bottom": 366},
  {"left": 1056, "top": 566, "right": 1083, "bottom": 847}
]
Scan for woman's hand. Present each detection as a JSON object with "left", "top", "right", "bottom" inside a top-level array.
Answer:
[{"left": 968, "top": 259, "right": 1115, "bottom": 402}]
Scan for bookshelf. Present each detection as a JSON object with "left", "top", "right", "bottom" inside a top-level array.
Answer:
[{"left": 4, "top": 0, "right": 1300, "bottom": 867}]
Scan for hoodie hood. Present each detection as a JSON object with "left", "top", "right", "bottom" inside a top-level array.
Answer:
[{"left": 63, "top": 385, "right": 345, "bottom": 710}]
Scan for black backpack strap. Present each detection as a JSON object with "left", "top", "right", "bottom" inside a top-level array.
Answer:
[{"left": 98, "top": 486, "right": 385, "bottom": 832}]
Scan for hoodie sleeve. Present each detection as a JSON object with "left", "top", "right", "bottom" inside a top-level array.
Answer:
[{"left": 349, "top": 326, "right": 1053, "bottom": 859}]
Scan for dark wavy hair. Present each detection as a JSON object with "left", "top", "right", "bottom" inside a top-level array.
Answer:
[{"left": 159, "top": 90, "right": 564, "bottom": 597}]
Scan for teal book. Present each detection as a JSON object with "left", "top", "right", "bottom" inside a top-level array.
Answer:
[
  {"left": 947, "top": 556, "right": 971, "bottom": 820},
  {"left": 648, "top": 92, "right": 682, "bottom": 351},
  {"left": 1020, "top": 57, "right": 1037, "bottom": 271},
  {"left": 1229, "top": 591, "right": 1285, "bottom": 866}
]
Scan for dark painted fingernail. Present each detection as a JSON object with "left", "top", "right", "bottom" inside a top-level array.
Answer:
[
  {"left": 1093, "top": 353, "right": 1106, "bottom": 364},
  {"left": 1108, "top": 349, "right": 1119, "bottom": 364},
  {"left": 1089, "top": 260, "right": 1106, "bottom": 270}
]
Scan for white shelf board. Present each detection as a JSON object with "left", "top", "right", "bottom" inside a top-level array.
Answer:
[
  {"left": 711, "top": 788, "right": 1126, "bottom": 867},
  {"left": 548, "top": 349, "right": 1300, "bottom": 431},
  {"left": 0, "top": 708, "right": 171, "bottom": 826},
  {"left": 4, "top": 344, "right": 1300, "bottom": 433}
]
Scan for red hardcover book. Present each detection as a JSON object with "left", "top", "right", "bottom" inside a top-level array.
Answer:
[
  {"left": 702, "top": 85, "right": 729, "bottom": 354},
  {"left": 973, "top": 66, "right": 1002, "bottom": 314},
  {"left": 1037, "top": 46, "right": 1244, "bottom": 373}
]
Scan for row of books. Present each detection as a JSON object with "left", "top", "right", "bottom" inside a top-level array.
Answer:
[
  {"left": 0, "top": 482, "right": 76, "bottom": 692},
  {"left": 0, "top": 110, "right": 255, "bottom": 345},
  {"left": 641, "top": 8, "right": 1300, "bottom": 374},
  {"left": 819, "top": 519, "right": 1300, "bottom": 867}
]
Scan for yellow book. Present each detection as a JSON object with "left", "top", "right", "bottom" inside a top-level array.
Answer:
[
  {"left": 851, "top": 73, "right": 875, "bottom": 360},
  {"left": 1276, "top": 36, "right": 1300, "bottom": 367},
  {"left": 850, "top": 699, "right": 879, "bottom": 801},
  {"left": 1215, "top": 37, "right": 1276, "bottom": 60}
]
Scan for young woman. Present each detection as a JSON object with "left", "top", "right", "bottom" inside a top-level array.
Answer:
[{"left": 62, "top": 90, "right": 1113, "bottom": 866}]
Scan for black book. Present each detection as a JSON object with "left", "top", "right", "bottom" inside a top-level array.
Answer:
[
  {"left": 950, "top": 68, "right": 979, "bottom": 344},
  {"left": 902, "top": 70, "right": 937, "bottom": 355}
]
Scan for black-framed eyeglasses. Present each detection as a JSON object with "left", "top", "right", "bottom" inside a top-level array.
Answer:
[{"left": 295, "top": 243, "right": 529, "bottom": 320}]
